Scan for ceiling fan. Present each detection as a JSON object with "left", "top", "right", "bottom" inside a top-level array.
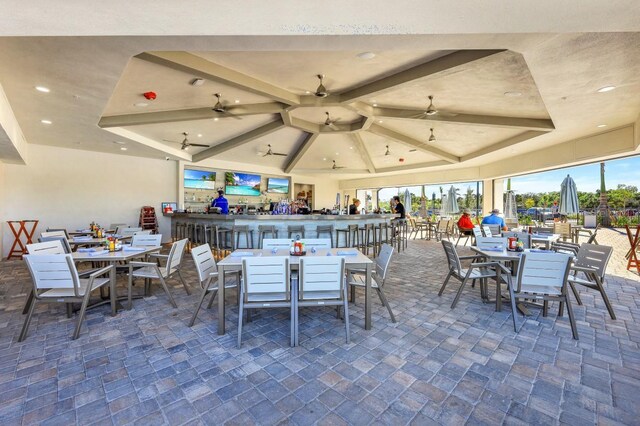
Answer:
[
  {"left": 261, "top": 144, "right": 288, "bottom": 157},
  {"left": 163, "top": 132, "right": 210, "bottom": 151},
  {"left": 324, "top": 112, "right": 341, "bottom": 130},
  {"left": 385, "top": 145, "right": 391, "bottom": 156},
  {"left": 429, "top": 127, "right": 436, "bottom": 142},
  {"left": 212, "top": 93, "right": 242, "bottom": 120},
  {"left": 332, "top": 160, "right": 346, "bottom": 170},
  {"left": 410, "top": 95, "right": 458, "bottom": 119},
  {"left": 314, "top": 74, "right": 329, "bottom": 98}
]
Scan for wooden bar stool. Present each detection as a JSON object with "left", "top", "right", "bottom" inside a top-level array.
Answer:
[
  {"left": 258, "top": 225, "right": 278, "bottom": 248},
  {"left": 288, "top": 225, "right": 305, "bottom": 239},
  {"left": 315, "top": 225, "right": 334, "bottom": 247},
  {"left": 233, "top": 225, "right": 254, "bottom": 249}
]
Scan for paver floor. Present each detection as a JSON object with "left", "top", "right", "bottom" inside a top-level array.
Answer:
[{"left": 0, "top": 228, "right": 639, "bottom": 425}]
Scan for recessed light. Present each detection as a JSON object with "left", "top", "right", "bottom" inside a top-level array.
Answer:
[
  {"left": 197, "top": 134, "right": 203, "bottom": 137},
  {"left": 357, "top": 52, "right": 376, "bottom": 60},
  {"left": 234, "top": 100, "right": 240, "bottom": 104},
  {"left": 35, "top": 86, "right": 50, "bottom": 93},
  {"left": 214, "top": 118, "right": 219, "bottom": 122},
  {"left": 597, "top": 86, "right": 616, "bottom": 93},
  {"left": 597, "top": 124, "right": 607, "bottom": 128},
  {"left": 504, "top": 91, "right": 522, "bottom": 97},
  {"left": 349, "top": 147, "right": 353, "bottom": 150},
  {"left": 335, "top": 152, "right": 339, "bottom": 155},
  {"left": 378, "top": 120, "right": 383, "bottom": 123},
  {"left": 40, "top": 119, "right": 52, "bottom": 125},
  {"left": 134, "top": 102, "right": 148, "bottom": 107},
  {"left": 120, "top": 147, "right": 128, "bottom": 151},
  {"left": 323, "top": 157, "right": 327, "bottom": 161},
  {"left": 373, "top": 103, "right": 378, "bottom": 107},
  {"left": 113, "top": 141, "right": 126, "bottom": 145},
  {"left": 305, "top": 91, "right": 311, "bottom": 94}
]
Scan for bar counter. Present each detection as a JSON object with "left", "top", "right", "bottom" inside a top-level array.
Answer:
[{"left": 170, "top": 213, "right": 397, "bottom": 247}]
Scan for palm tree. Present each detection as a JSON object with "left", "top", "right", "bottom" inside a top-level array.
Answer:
[{"left": 598, "top": 161, "right": 611, "bottom": 226}]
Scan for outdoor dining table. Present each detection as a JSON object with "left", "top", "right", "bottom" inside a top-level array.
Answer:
[
  {"left": 71, "top": 245, "right": 161, "bottom": 311},
  {"left": 216, "top": 248, "right": 374, "bottom": 335},
  {"left": 69, "top": 236, "right": 132, "bottom": 247},
  {"left": 531, "top": 233, "right": 560, "bottom": 249}
]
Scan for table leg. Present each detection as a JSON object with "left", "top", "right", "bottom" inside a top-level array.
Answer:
[
  {"left": 218, "top": 265, "right": 226, "bottom": 335},
  {"left": 365, "top": 263, "right": 372, "bottom": 330},
  {"left": 495, "top": 270, "right": 502, "bottom": 312},
  {"left": 110, "top": 263, "right": 117, "bottom": 316}
]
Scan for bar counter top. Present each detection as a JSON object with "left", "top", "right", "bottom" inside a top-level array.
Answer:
[{"left": 169, "top": 213, "right": 397, "bottom": 221}]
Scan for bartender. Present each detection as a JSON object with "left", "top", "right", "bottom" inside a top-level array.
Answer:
[
  {"left": 348, "top": 198, "right": 361, "bottom": 215},
  {"left": 211, "top": 190, "right": 229, "bottom": 214}
]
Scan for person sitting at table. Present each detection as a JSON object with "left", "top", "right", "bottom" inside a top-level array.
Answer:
[
  {"left": 481, "top": 208, "right": 508, "bottom": 231},
  {"left": 392, "top": 196, "right": 406, "bottom": 220},
  {"left": 349, "top": 198, "right": 361, "bottom": 215},
  {"left": 457, "top": 209, "right": 474, "bottom": 235},
  {"left": 211, "top": 190, "right": 229, "bottom": 214}
]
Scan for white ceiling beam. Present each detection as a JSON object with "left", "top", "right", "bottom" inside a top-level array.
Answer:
[
  {"left": 373, "top": 107, "right": 555, "bottom": 131},
  {"left": 136, "top": 52, "right": 300, "bottom": 105},
  {"left": 284, "top": 133, "right": 319, "bottom": 173},
  {"left": 461, "top": 130, "right": 547, "bottom": 162},
  {"left": 368, "top": 124, "right": 460, "bottom": 163},
  {"left": 102, "top": 127, "right": 192, "bottom": 161},
  {"left": 350, "top": 133, "right": 376, "bottom": 173},
  {"left": 339, "top": 50, "right": 506, "bottom": 103},
  {"left": 99, "top": 103, "right": 287, "bottom": 128},
  {"left": 376, "top": 160, "right": 450, "bottom": 173},
  {"left": 192, "top": 118, "right": 285, "bottom": 162},
  {"left": 297, "top": 96, "right": 344, "bottom": 106}
]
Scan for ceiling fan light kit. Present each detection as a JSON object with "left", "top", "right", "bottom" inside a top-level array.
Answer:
[
  {"left": 429, "top": 128, "right": 436, "bottom": 142},
  {"left": 315, "top": 74, "right": 329, "bottom": 98}
]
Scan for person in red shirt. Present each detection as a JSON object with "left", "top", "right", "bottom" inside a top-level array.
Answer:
[{"left": 457, "top": 208, "right": 474, "bottom": 235}]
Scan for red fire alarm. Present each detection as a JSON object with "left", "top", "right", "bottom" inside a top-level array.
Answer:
[
  {"left": 143, "top": 91, "right": 157, "bottom": 100},
  {"left": 399, "top": 158, "right": 405, "bottom": 162}
]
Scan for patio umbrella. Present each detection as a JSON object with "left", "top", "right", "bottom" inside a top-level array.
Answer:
[
  {"left": 559, "top": 174, "right": 579, "bottom": 215},
  {"left": 403, "top": 189, "right": 412, "bottom": 215},
  {"left": 443, "top": 185, "right": 459, "bottom": 215},
  {"left": 419, "top": 186, "right": 427, "bottom": 217}
]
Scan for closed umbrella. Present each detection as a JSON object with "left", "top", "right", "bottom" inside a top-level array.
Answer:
[
  {"left": 443, "top": 185, "right": 459, "bottom": 215},
  {"left": 404, "top": 189, "right": 412, "bottom": 215},
  {"left": 559, "top": 174, "right": 579, "bottom": 215}
]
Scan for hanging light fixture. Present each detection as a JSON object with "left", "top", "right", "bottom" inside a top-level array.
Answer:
[
  {"left": 385, "top": 145, "right": 391, "bottom": 156},
  {"left": 428, "top": 128, "right": 436, "bottom": 142},
  {"left": 426, "top": 95, "right": 437, "bottom": 116}
]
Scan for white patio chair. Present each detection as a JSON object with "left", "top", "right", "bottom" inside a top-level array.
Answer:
[
  {"left": 347, "top": 243, "right": 397, "bottom": 322},
  {"left": 438, "top": 240, "right": 500, "bottom": 308},
  {"left": 262, "top": 239, "right": 293, "bottom": 251},
  {"left": 502, "top": 232, "right": 532, "bottom": 249},
  {"left": 133, "top": 230, "right": 153, "bottom": 235},
  {"left": 188, "top": 244, "right": 239, "bottom": 326},
  {"left": 115, "top": 225, "right": 131, "bottom": 235},
  {"left": 121, "top": 227, "right": 143, "bottom": 238},
  {"left": 567, "top": 243, "right": 615, "bottom": 319},
  {"left": 41, "top": 230, "right": 67, "bottom": 239},
  {"left": 20, "top": 254, "right": 114, "bottom": 341},
  {"left": 127, "top": 238, "right": 189, "bottom": 308},
  {"left": 300, "top": 238, "right": 332, "bottom": 250},
  {"left": 503, "top": 251, "right": 577, "bottom": 339},
  {"left": 434, "top": 219, "right": 450, "bottom": 241},
  {"left": 471, "top": 226, "right": 483, "bottom": 245},
  {"left": 130, "top": 234, "right": 162, "bottom": 247},
  {"left": 475, "top": 237, "right": 508, "bottom": 251},
  {"left": 238, "top": 256, "right": 293, "bottom": 348},
  {"left": 296, "top": 256, "right": 349, "bottom": 345},
  {"left": 481, "top": 225, "right": 492, "bottom": 237}
]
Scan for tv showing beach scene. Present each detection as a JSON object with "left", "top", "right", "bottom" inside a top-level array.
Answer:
[
  {"left": 225, "top": 172, "right": 261, "bottom": 196},
  {"left": 184, "top": 168, "right": 216, "bottom": 189},
  {"left": 267, "top": 177, "right": 290, "bottom": 194}
]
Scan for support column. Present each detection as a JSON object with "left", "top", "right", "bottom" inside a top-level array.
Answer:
[{"left": 482, "top": 178, "right": 505, "bottom": 215}]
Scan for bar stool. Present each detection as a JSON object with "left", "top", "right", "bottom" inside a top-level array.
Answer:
[
  {"left": 288, "top": 225, "right": 305, "bottom": 239},
  {"left": 233, "top": 225, "right": 253, "bottom": 249},
  {"left": 357, "top": 223, "right": 377, "bottom": 256},
  {"left": 258, "top": 225, "right": 278, "bottom": 248},
  {"left": 336, "top": 224, "right": 356, "bottom": 248},
  {"left": 315, "top": 225, "right": 334, "bottom": 247},
  {"left": 175, "top": 222, "right": 186, "bottom": 242},
  {"left": 211, "top": 226, "right": 233, "bottom": 259}
]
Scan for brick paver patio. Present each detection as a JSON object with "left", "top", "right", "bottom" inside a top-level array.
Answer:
[{"left": 0, "top": 229, "right": 639, "bottom": 425}]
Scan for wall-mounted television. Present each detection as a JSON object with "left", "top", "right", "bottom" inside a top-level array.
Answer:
[
  {"left": 184, "top": 168, "right": 216, "bottom": 190},
  {"left": 267, "top": 177, "right": 290, "bottom": 194},
  {"left": 225, "top": 172, "right": 261, "bottom": 196}
]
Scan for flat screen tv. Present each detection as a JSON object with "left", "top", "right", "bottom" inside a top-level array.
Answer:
[
  {"left": 184, "top": 168, "right": 216, "bottom": 190},
  {"left": 225, "top": 172, "right": 261, "bottom": 196},
  {"left": 267, "top": 177, "right": 290, "bottom": 194}
]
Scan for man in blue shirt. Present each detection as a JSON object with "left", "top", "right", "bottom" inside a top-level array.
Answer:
[
  {"left": 211, "top": 190, "right": 229, "bottom": 214},
  {"left": 481, "top": 208, "right": 507, "bottom": 231}
]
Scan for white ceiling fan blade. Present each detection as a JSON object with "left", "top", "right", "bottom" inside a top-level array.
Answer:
[
  {"left": 328, "top": 123, "right": 339, "bottom": 130},
  {"left": 222, "top": 111, "right": 243, "bottom": 120},
  {"left": 272, "top": 152, "right": 288, "bottom": 157},
  {"left": 188, "top": 143, "right": 210, "bottom": 148}
]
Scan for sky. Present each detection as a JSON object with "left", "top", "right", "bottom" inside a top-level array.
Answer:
[{"left": 505, "top": 155, "right": 640, "bottom": 193}]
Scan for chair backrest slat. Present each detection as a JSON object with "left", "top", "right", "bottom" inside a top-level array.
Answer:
[
  {"left": 476, "top": 237, "right": 507, "bottom": 251},
  {"left": 24, "top": 254, "right": 80, "bottom": 292},
  {"left": 299, "top": 257, "right": 345, "bottom": 299},
  {"left": 130, "top": 234, "right": 162, "bottom": 247},
  {"left": 441, "top": 240, "right": 462, "bottom": 275},
  {"left": 375, "top": 243, "right": 394, "bottom": 281},
  {"left": 481, "top": 225, "right": 492, "bottom": 237},
  {"left": 41, "top": 230, "right": 67, "bottom": 239},
  {"left": 300, "top": 239, "right": 332, "bottom": 249},
  {"left": 28, "top": 240, "right": 66, "bottom": 255},
  {"left": 115, "top": 225, "right": 131, "bottom": 235},
  {"left": 502, "top": 231, "right": 532, "bottom": 249},
  {"left": 576, "top": 243, "right": 612, "bottom": 279},
  {"left": 517, "top": 252, "right": 571, "bottom": 292},
  {"left": 166, "top": 238, "right": 188, "bottom": 273},
  {"left": 472, "top": 226, "right": 483, "bottom": 242},
  {"left": 121, "top": 227, "right": 143, "bottom": 238},
  {"left": 190, "top": 244, "right": 217, "bottom": 285},
  {"left": 262, "top": 239, "right": 293, "bottom": 250},
  {"left": 242, "top": 257, "right": 289, "bottom": 300}
]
